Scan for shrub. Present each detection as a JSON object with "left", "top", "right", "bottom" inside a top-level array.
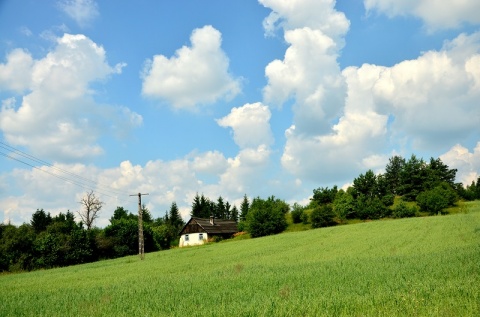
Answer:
[
  {"left": 392, "top": 201, "right": 417, "bottom": 218},
  {"left": 310, "top": 205, "right": 336, "bottom": 228},
  {"left": 291, "top": 203, "right": 304, "bottom": 224},
  {"left": 416, "top": 183, "right": 458, "bottom": 215},
  {"left": 246, "top": 197, "right": 288, "bottom": 238}
]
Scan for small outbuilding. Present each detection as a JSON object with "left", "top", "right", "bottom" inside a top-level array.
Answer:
[{"left": 178, "top": 216, "right": 238, "bottom": 247}]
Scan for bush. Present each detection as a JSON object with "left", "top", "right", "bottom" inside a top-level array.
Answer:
[
  {"left": 356, "top": 196, "right": 390, "bottom": 219},
  {"left": 246, "top": 197, "right": 288, "bottom": 238},
  {"left": 417, "top": 183, "right": 458, "bottom": 215},
  {"left": 392, "top": 201, "right": 417, "bottom": 218},
  {"left": 310, "top": 205, "right": 336, "bottom": 228},
  {"left": 291, "top": 203, "right": 305, "bottom": 224}
]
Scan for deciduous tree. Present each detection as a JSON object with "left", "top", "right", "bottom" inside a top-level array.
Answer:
[{"left": 77, "top": 191, "right": 103, "bottom": 230}]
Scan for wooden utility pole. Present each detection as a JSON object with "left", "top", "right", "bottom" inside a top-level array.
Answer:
[{"left": 130, "top": 192, "right": 149, "bottom": 260}]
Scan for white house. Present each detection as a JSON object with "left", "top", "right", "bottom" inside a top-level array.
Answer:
[{"left": 178, "top": 216, "right": 238, "bottom": 247}]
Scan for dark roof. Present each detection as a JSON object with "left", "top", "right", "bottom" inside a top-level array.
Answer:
[{"left": 179, "top": 217, "right": 238, "bottom": 235}]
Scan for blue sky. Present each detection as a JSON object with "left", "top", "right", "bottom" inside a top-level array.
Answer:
[{"left": 1, "top": 0, "right": 479, "bottom": 226}]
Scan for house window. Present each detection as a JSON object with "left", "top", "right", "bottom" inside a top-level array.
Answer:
[
  {"left": 199, "top": 233, "right": 204, "bottom": 240},
  {"left": 185, "top": 234, "right": 189, "bottom": 241}
]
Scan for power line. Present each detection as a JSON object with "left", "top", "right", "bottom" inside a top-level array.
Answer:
[
  {"left": 0, "top": 141, "right": 131, "bottom": 197},
  {"left": 0, "top": 141, "right": 132, "bottom": 202}
]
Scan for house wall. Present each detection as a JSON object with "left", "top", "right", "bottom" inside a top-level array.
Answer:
[{"left": 179, "top": 232, "right": 208, "bottom": 247}]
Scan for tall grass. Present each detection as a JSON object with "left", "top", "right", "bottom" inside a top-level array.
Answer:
[{"left": 1, "top": 207, "right": 479, "bottom": 316}]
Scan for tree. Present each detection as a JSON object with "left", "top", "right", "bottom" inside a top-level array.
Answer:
[
  {"left": 215, "top": 196, "right": 226, "bottom": 219},
  {"left": 110, "top": 206, "right": 131, "bottom": 223},
  {"left": 31, "top": 209, "right": 52, "bottom": 234},
  {"left": 191, "top": 193, "right": 202, "bottom": 217},
  {"left": 77, "top": 191, "right": 103, "bottom": 230},
  {"left": 332, "top": 189, "right": 355, "bottom": 222},
  {"left": 425, "top": 157, "right": 457, "bottom": 190},
  {"left": 240, "top": 194, "right": 250, "bottom": 221},
  {"left": 291, "top": 203, "right": 305, "bottom": 224},
  {"left": 141, "top": 204, "right": 153, "bottom": 223},
  {"left": 230, "top": 205, "right": 239, "bottom": 222},
  {"left": 168, "top": 202, "right": 183, "bottom": 229},
  {"left": 416, "top": 183, "right": 457, "bottom": 215},
  {"left": 311, "top": 186, "right": 338, "bottom": 205},
  {"left": 384, "top": 155, "right": 405, "bottom": 195},
  {"left": 399, "top": 155, "right": 428, "bottom": 201},
  {"left": 310, "top": 204, "right": 335, "bottom": 228},
  {"left": 246, "top": 197, "right": 287, "bottom": 238},
  {"left": 353, "top": 170, "right": 377, "bottom": 199}
]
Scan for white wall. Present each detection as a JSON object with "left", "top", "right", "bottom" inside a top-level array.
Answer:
[{"left": 179, "top": 232, "right": 208, "bottom": 247}]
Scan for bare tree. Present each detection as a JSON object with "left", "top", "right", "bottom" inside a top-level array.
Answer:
[{"left": 77, "top": 190, "right": 103, "bottom": 230}]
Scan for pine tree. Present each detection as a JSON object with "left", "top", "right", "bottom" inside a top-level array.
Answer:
[
  {"left": 169, "top": 202, "right": 183, "bottom": 229},
  {"left": 191, "top": 193, "right": 201, "bottom": 217},
  {"left": 240, "top": 194, "right": 249, "bottom": 221}
]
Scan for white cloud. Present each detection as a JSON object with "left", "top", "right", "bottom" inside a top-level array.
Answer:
[
  {"left": 217, "top": 102, "right": 273, "bottom": 149},
  {"left": 141, "top": 25, "right": 241, "bottom": 110},
  {"left": 259, "top": 0, "right": 350, "bottom": 41},
  {"left": 370, "top": 32, "right": 480, "bottom": 149},
  {"left": 364, "top": 0, "right": 480, "bottom": 31},
  {"left": 0, "top": 34, "right": 140, "bottom": 162},
  {"left": 58, "top": 0, "right": 99, "bottom": 28},
  {"left": 440, "top": 142, "right": 480, "bottom": 185},
  {"left": 263, "top": 27, "right": 346, "bottom": 135},
  {"left": 0, "top": 49, "right": 34, "bottom": 92}
]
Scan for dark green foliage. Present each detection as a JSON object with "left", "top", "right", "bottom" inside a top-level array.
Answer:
[
  {"left": 416, "top": 183, "right": 458, "bottom": 215},
  {"left": 384, "top": 155, "right": 405, "bottom": 195},
  {"left": 141, "top": 205, "right": 153, "bottom": 223},
  {"left": 310, "top": 204, "right": 335, "bottom": 228},
  {"left": 191, "top": 193, "right": 216, "bottom": 218},
  {"left": 356, "top": 196, "right": 390, "bottom": 220},
  {"left": 167, "top": 202, "right": 184, "bottom": 229},
  {"left": 460, "top": 177, "right": 480, "bottom": 201},
  {"left": 0, "top": 224, "right": 35, "bottom": 272},
  {"left": 425, "top": 157, "right": 457, "bottom": 189},
  {"left": 240, "top": 194, "right": 250, "bottom": 221},
  {"left": 399, "top": 155, "right": 428, "bottom": 201},
  {"left": 311, "top": 186, "right": 338, "bottom": 205},
  {"left": 246, "top": 196, "right": 288, "bottom": 238},
  {"left": 31, "top": 209, "right": 52, "bottom": 234},
  {"left": 333, "top": 189, "right": 356, "bottom": 221},
  {"left": 291, "top": 203, "right": 305, "bottom": 224},
  {"left": 230, "top": 205, "right": 239, "bottom": 222},
  {"left": 353, "top": 170, "right": 378, "bottom": 199},
  {"left": 110, "top": 206, "right": 131, "bottom": 223},
  {"left": 392, "top": 201, "right": 417, "bottom": 218}
]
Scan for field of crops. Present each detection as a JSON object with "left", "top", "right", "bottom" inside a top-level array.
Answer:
[{"left": 1, "top": 202, "right": 479, "bottom": 316}]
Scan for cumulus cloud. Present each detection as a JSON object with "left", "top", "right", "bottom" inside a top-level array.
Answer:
[
  {"left": 370, "top": 32, "right": 480, "bottom": 149},
  {"left": 217, "top": 102, "right": 273, "bottom": 149},
  {"left": 364, "top": 0, "right": 480, "bottom": 31},
  {"left": 0, "top": 34, "right": 141, "bottom": 162},
  {"left": 141, "top": 25, "right": 241, "bottom": 110},
  {"left": 261, "top": 1, "right": 480, "bottom": 185},
  {"left": 259, "top": 0, "right": 350, "bottom": 41},
  {"left": 440, "top": 142, "right": 480, "bottom": 185},
  {"left": 57, "top": 0, "right": 99, "bottom": 28},
  {"left": 0, "top": 49, "right": 34, "bottom": 92},
  {"left": 282, "top": 31, "right": 480, "bottom": 183}
]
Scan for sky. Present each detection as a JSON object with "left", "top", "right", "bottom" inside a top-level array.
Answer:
[{"left": 0, "top": 0, "right": 479, "bottom": 227}]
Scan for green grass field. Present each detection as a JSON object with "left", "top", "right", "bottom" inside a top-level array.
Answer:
[{"left": 1, "top": 202, "right": 479, "bottom": 316}]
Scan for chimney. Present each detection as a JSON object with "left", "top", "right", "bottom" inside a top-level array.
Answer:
[{"left": 210, "top": 215, "right": 215, "bottom": 225}]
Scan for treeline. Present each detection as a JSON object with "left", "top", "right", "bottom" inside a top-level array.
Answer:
[
  {"left": 1, "top": 154, "right": 478, "bottom": 273},
  {"left": 0, "top": 203, "right": 184, "bottom": 272},
  {"left": 239, "top": 155, "right": 477, "bottom": 238}
]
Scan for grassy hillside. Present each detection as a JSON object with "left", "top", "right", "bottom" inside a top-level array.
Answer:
[{"left": 1, "top": 203, "right": 479, "bottom": 316}]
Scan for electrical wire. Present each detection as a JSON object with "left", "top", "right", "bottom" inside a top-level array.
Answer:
[{"left": 0, "top": 141, "right": 134, "bottom": 203}]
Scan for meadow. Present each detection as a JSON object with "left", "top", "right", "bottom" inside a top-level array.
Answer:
[{"left": 1, "top": 201, "right": 479, "bottom": 316}]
